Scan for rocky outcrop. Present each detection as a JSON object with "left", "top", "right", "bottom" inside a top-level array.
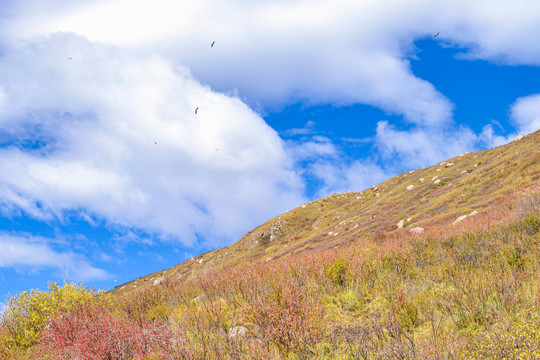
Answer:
[
  {"left": 409, "top": 227, "right": 424, "bottom": 234},
  {"left": 397, "top": 220, "right": 405, "bottom": 229},
  {"left": 248, "top": 220, "right": 288, "bottom": 248}
]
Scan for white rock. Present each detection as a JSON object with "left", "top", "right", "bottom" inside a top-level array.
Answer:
[
  {"left": 436, "top": 169, "right": 442, "bottom": 172},
  {"left": 419, "top": 178, "right": 424, "bottom": 182},
  {"left": 397, "top": 220, "right": 405, "bottom": 229},
  {"left": 229, "top": 326, "right": 248, "bottom": 339},
  {"left": 406, "top": 185, "right": 414, "bottom": 191},
  {"left": 432, "top": 175, "right": 439, "bottom": 181},
  {"left": 474, "top": 164, "right": 478, "bottom": 167},
  {"left": 407, "top": 218, "right": 412, "bottom": 222},
  {"left": 434, "top": 179, "right": 441, "bottom": 185},
  {"left": 513, "top": 134, "right": 524, "bottom": 141},
  {"left": 375, "top": 193, "right": 380, "bottom": 197},
  {"left": 453, "top": 210, "right": 479, "bottom": 225},
  {"left": 409, "top": 227, "right": 424, "bottom": 234},
  {"left": 445, "top": 162, "right": 454, "bottom": 167},
  {"left": 301, "top": 204, "right": 306, "bottom": 208},
  {"left": 153, "top": 277, "right": 166, "bottom": 286},
  {"left": 461, "top": 170, "right": 468, "bottom": 174}
]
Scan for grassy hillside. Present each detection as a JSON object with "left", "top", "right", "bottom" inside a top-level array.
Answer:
[
  {"left": 113, "top": 129, "right": 540, "bottom": 296},
  {"left": 1, "top": 130, "right": 540, "bottom": 359}
]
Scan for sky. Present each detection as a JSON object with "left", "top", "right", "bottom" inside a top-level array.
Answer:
[{"left": 1, "top": 0, "right": 540, "bottom": 302}]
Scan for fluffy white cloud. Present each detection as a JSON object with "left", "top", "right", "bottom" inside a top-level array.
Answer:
[
  {"left": 0, "top": 0, "right": 539, "bottom": 249},
  {"left": 510, "top": 94, "right": 540, "bottom": 135},
  {"left": 0, "top": 34, "right": 304, "bottom": 245},
  {"left": 0, "top": 233, "right": 107, "bottom": 281}
]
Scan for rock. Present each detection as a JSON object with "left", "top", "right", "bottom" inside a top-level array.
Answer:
[
  {"left": 406, "top": 185, "right": 414, "bottom": 191},
  {"left": 419, "top": 178, "right": 424, "bottom": 182},
  {"left": 432, "top": 175, "right": 439, "bottom": 181},
  {"left": 445, "top": 162, "right": 454, "bottom": 167},
  {"left": 375, "top": 193, "right": 380, "bottom": 197},
  {"left": 153, "top": 277, "right": 166, "bottom": 286},
  {"left": 434, "top": 179, "right": 441, "bottom": 185},
  {"left": 453, "top": 210, "right": 479, "bottom": 225},
  {"left": 371, "top": 186, "right": 379, "bottom": 192},
  {"left": 407, "top": 218, "right": 412, "bottom": 222},
  {"left": 474, "top": 164, "right": 478, "bottom": 167},
  {"left": 228, "top": 326, "right": 248, "bottom": 339},
  {"left": 461, "top": 170, "right": 468, "bottom": 174},
  {"left": 409, "top": 227, "right": 424, "bottom": 234},
  {"left": 249, "top": 220, "right": 288, "bottom": 248},
  {"left": 513, "top": 134, "right": 524, "bottom": 141},
  {"left": 397, "top": 220, "right": 405, "bottom": 229},
  {"left": 436, "top": 168, "right": 442, "bottom": 172}
]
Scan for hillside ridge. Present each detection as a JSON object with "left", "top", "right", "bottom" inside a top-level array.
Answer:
[{"left": 113, "top": 130, "right": 540, "bottom": 295}]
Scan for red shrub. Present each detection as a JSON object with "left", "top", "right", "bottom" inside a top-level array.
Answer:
[{"left": 37, "top": 301, "right": 175, "bottom": 360}]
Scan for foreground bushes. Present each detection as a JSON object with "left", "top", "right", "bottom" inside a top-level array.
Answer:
[{"left": 2, "top": 188, "right": 540, "bottom": 359}]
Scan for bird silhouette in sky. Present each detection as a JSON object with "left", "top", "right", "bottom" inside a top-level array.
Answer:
[
  {"left": 67, "top": 57, "right": 72, "bottom": 60},
  {"left": 195, "top": 107, "right": 199, "bottom": 114},
  {"left": 434, "top": 32, "right": 439, "bottom": 37},
  {"left": 211, "top": 41, "right": 215, "bottom": 47}
]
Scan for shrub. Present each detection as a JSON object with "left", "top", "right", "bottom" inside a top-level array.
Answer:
[
  {"left": 1, "top": 281, "right": 95, "bottom": 352},
  {"left": 37, "top": 301, "right": 175, "bottom": 360}
]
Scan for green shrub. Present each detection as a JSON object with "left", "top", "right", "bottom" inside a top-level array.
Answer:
[{"left": 326, "top": 258, "right": 349, "bottom": 286}]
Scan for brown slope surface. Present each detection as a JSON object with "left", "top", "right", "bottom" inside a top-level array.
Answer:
[{"left": 112, "top": 129, "right": 540, "bottom": 295}]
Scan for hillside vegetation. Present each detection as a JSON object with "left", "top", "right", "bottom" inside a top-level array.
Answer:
[{"left": 1, "top": 130, "right": 540, "bottom": 359}]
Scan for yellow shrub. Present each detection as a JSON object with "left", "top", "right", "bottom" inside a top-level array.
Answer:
[{"left": 1, "top": 281, "right": 96, "bottom": 351}]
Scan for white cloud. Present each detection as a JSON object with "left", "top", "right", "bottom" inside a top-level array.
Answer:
[
  {"left": 510, "top": 94, "right": 540, "bottom": 135},
  {"left": 0, "top": 34, "right": 305, "bottom": 245},
  {"left": 0, "top": 0, "right": 539, "bottom": 250},
  {"left": 0, "top": 233, "right": 108, "bottom": 281}
]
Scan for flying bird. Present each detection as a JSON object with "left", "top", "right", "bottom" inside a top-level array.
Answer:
[
  {"left": 211, "top": 41, "right": 215, "bottom": 47},
  {"left": 67, "top": 57, "right": 72, "bottom": 60},
  {"left": 434, "top": 32, "right": 439, "bottom": 37},
  {"left": 195, "top": 107, "right": 199, "bottom": 114}
]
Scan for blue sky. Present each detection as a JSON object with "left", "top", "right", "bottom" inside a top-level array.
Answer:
[{"left": 1, "top": 0, "right": 540, "bottom": 303}]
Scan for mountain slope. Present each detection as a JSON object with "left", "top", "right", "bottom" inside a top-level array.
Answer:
[{"left": 113, "top": 130, "right": 540, "bottom": 295}]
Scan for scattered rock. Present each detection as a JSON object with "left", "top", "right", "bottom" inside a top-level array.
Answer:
[
  {"left": 397, "top": 220, "right": 405, "bottom": 229},
  {"left": 461, "top": 170, "right": 468, "bottom": 174},
  {"left": 474, "top": 164, "right": 478, "bottom": 167},
  {"left": 228, "top": 326, "right": 248, "bottom": 339},
  {"left": 453, "top": 210, "right": 479, "bottom": 225},
  {"left": 266, "top": 257, "right": 273, "bottom": 262},
  {"left": 407, "top": 218, "right": 412, "bottom": 222},
  {"left": 301, "top": 204, "right": 306, "bottom": 208},
  {"left": 371, "top": 186, "right": 379, "bottom": 192},
  {"left": 153, "top": 277, "right": 166, "bottom": 286},
  {"left": 434, "top": 179, "right": 441, "bottom": 185},
  {"left": 409, "top": 227, "right": 424, "bottom": 234},
  {"left": 445, "top": 162, "right": 454, "bottom": 167},
  {"left": 513, "top": 134, "right": 524, "bottom": 141},
  {"left": 375, "top": 193, "right": 380, "bottom": 197},
  {"left": 419, "top": 178, "right": 424, "bottom": 183},
  {"left": 406, "top": 185, "right": 414, "bottom": 191},
  {"left": 436, "top": 168, "right": 442, "bottom": 172},
  {"left": 432, "top": 175, "right": 439, "bottom": 181}
]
